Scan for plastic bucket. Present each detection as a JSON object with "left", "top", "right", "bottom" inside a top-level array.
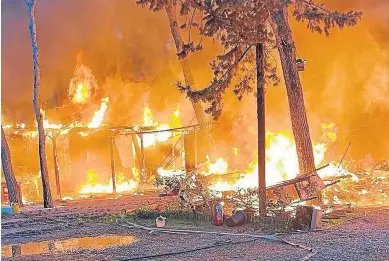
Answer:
[{"left": 225, "top": 210, "right": 247, "bottom": 227}]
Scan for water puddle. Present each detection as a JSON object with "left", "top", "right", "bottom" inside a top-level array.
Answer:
[{"left": 1, "top": 234, "right": 136, "bottom": 258}]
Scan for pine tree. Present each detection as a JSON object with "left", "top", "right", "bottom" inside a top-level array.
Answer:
[
  {"left": 178, "top": 0, "right": 361, "bottom": 177},
  {"left": 137, "top": 0, "right": 215, "bottom": 160},
  {"left": 25, "top": 0, "right": 53, "bottom": 208},
  {"left": 1, "top": 126, "right": 23, "bottom": 206}
]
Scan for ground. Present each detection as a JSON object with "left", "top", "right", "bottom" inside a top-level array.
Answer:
[{"left": 1, "top": 194, "right": 389, "bottom": 261}]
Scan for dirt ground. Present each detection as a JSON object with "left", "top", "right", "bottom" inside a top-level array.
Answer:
[{"left": 1, "top": 194, "right": 389, "bottom": 261}]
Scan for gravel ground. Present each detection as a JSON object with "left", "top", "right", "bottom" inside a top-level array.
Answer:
[{"left": 2, "top": 195, "right": 388, "bottom": 261}]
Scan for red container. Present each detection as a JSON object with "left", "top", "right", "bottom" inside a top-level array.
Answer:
[
  {"left": 1, "top": 182, "right": 22, "bottom": 205},
  {"left": 214, "top": 202, "right": 224, "bottom": 226}
]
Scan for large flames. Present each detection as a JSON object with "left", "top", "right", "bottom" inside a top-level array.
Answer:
[
  {"left": 139, "top": 105, "right": 180, "bottom": 148},
  {"left": 206, "top": 131, "right": 329, "bottom": 192},
  {"left": 79, "top": 170, "right": 137, "bottom": 194}
]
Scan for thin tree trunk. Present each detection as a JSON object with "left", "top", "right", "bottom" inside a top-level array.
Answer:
[
  {"left": 109, "top": 133, "right": 117, "bottom": 193},
  {"left": 51, "top": 135, "right": 61, "bottom": 198},
  {"left": 256, "top": 44, "right": 266, "bottom": 215},
  {"left": 165, "top": 1, "right": 214, "bottom": 160},
  {"left": 270, "top": 8, "right": 315, "bottom": 175},
  {"left": 26, "top": 0, "right": 53, "bottom": 208},
  {"left": 1, "top": 126, "right": 23, "bottom": 206}
]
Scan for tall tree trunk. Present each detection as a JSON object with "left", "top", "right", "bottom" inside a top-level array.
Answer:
[
  {"left": 256, "top": 44, "right": 266, "bottom": 215},
  {"left": 270, "top": 8, "right": 316, "bottom": 175},
  {"left": 165, "top": 1, "right": 214, "bottom": 160},
  {"left": 26, "top": 0, "right": 53, "bottom": 208},
  {"left": 1, "top": 126, "right": 23, "bottom": 206}
]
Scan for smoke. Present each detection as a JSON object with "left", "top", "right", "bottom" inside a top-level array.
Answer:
[{"left": 1, "top": 0, "right": 388, "bottom": 169}]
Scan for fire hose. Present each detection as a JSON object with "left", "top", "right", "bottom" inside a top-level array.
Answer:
[{"left": 116, "top": 219, "right": 316, "bottom": 260}]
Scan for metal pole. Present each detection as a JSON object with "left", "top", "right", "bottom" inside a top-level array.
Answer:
[
  {"left": 109, "top": 132, "right": 116, "bottom": 193},
  {"left": 52, "top": 134, "right": 61, "bottom": 199}
]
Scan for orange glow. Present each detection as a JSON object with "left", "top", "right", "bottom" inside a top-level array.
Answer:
[
  {"left": 88, "top": 97, "right": 109, "bottom": 128},
  {"left": 79, "top": 170, "right": 137, "bottom": 194},
  {"left": 208, "top": 130, "right": 329, "bottom": 191},
  {"left": 68, "top": 63, "right": 97, "bottom": 104},
  {"left": 72, "top": 83, "right": 89, "bottom": 103}
]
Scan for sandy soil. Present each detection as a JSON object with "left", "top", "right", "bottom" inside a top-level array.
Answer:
[{"left": 2, "top": 194, "right": 388, "bottom": 261}]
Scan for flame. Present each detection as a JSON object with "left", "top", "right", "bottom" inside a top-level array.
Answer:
[
  {"left": 79, "top": 170, "right": 137, "bottom": 194},
  {"left": 204, "top": 155, "right": 229, "bottom": 175},
  {"left": 43, "top": 120, "right": 63, "bottom": 129},
  {"left": 69, "top": 63, "right": 98, "bottom": 104},
  {"left": 142, "top": 106, "right": 155, "bottom": 127},
  {"left": 208, "top": 130, "right": 329, "bottom": 191},
  {"left": 73, "top": 83, "right": 89, "bottom": 103},
  {"left": 140, "top": 105, "right": 177, "bottom": 148},
  {"left": 88, "top": 97, "right": 109, "bottom": 128}
]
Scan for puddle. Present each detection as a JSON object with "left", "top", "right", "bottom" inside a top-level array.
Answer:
[{"left": 1, "top": 235, "right": 136, "bottom": 258}]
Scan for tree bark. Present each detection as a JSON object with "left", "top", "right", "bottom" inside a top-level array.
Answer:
[
  {"left": 51, "top": 135, "right": 61, "bottom": 198},
  {"left": 26, "top": 0, "right": 53, "bottom": 208},
  {"left": 270, "top": 8, "right": 316, "bottom": 175},
  {"left": 256, "top": 44, "right": 266, "bottom": 215},
  {"left": 1, "top": 126, "right": 23, "bottom": 206},
  {"left": 109, "top": 133, "right": 117, "bottom": 193},
  {"left": 165, "top": 1, "right": 215, "bottom": 160}
]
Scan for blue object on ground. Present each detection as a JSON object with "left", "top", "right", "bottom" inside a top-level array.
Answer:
[{"left": 1, "top": 206, "right": 13, "bottom": 215}]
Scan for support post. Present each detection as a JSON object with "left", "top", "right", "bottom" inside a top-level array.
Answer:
[
  {"left": 109, "top": 132, "right": 116, "bottom": 193},
  {"left": 172, "top": 137, "right": 176, "bottom": 170},
  {"left": 52, "top": 134, "right": 61, "bottom": 199},
  {"left": 256, "top": 43, "right": 266, "bottom": 216},
  {"left": 194, "top": 130, "right": 198, "bottom": 168},
  {"left": 140, "top": 134, "right": 145, "bottom": 181}
]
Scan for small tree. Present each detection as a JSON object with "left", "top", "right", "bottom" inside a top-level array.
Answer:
[
  {"left": 1, "top": 126, "right": 23, "bottom": 206},
  {"left": 25, "top": 0, "right": 53, "bottom": 208}
]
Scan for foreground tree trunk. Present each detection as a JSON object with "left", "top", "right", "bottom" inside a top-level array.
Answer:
[
  {"left": 270, "top": 8, "right": 316, "bottom": 175},
  {"left": 1, "top": 126, "right": 23, "bottom": 206},
  {"left": 165, "top": 1, "right": 214, "bottom": 160},
  {"left": 256, "top": 44, "right": 266, "bottom": 215},
  {"left": 26, "top": 0, "right": 53, "bottom": 208}
]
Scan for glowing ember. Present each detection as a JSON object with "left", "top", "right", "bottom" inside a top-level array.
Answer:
[{"left": 88, "top": 97, "right": 109, "bottom": 128}]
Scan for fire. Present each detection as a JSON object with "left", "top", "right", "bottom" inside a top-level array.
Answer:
[
  {"left": 79, "top": 170, "right": 137, "bottom": 194},
  {"left": 156, "top": 124, "right": 172, "bottom": 142},
  {"left": 140, "top": 105, "right": 177, "bottom": 148},
  {"left": 203, "top": 155, "right": 229, "bottom": 175},
  {"left": 43, "top": 120, "right": 63, "bottom": 129},
  {"left": 208, "top": 130, "right": 329, "bottom": 191},
  {"left": 72, "top": 83, "right": 89, "bottom": 103},
  {"left": 68, "top": 63, "right": 98, "bottom": 104},
  {"left": 142, "top": 105, "right": 155, "bottom": 127},
  {"left": 88, "top": 97, "right": 109, "bottom": 128}
]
